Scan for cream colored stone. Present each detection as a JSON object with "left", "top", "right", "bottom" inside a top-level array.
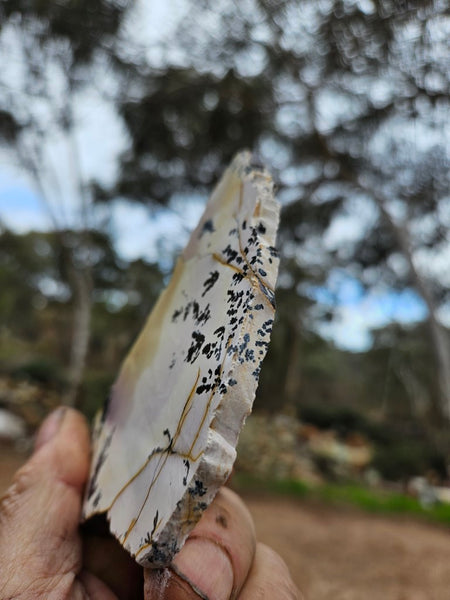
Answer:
[{"left": 82, "top": 152, "right": 280, "bottom": 567}]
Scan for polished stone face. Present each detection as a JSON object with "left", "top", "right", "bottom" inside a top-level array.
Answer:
[{"left": 82, "top": 151, "right": 280, "bottom": 568}]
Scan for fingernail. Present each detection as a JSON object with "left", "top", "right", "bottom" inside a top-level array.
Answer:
[
  {"left": 34, "top": 407, "right": 67, "bottom": 451},
  {"left": 172, "top": 538, "right": 234, "bottom": 600}
]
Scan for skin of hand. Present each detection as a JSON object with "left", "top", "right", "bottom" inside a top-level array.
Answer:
[{"left": 0, "top": 407, "right": 301, "bottom": 600}]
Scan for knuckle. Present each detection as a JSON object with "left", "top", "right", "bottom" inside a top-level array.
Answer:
[
  {"left": 256, "top": 544, "right": 302, "bottom": 600},
  {"left": 258, "top": 543, "right": 289, "bottom": 571},
  {"left": 0, "top": 465, "right": 32, "bottom": 522}
]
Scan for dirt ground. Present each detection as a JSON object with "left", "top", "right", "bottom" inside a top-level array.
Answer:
[
  {"left": 1, "top": 451, "right": 450, "bottom": 599},
  {"left": 243, "top": 493, "right": 450, "bottom": 600}
]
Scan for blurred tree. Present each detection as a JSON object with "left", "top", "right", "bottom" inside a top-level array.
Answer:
[
  {"left": 0, "top": 226, "right": 164, "bottom": 409},
  {"left": 0, "top": 226, "right": 59, "bottom": 341},
  {"left": 368, "top": 322, "right": 439, "bottom": 422},
  {"left": 0, "top": 0, "right": 134, "bottom": 405},
  {"left": 109, "top": 0, "right": 449, "bottom": 423},
  {"left": 0, "top": 0, "right": 449, "bottom": 429}
]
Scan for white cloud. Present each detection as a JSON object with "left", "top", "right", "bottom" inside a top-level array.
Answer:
[
  {"left": 316, "top": 285, "right": 428, "bottom": 351},
  {"left": 437, "top": 303, "right": 450, "bottom": 328},
  {"left": 317, "top": 306, "right": 373, "bottom": 351},
  {"left": 415, "top": 243, "right": 450, "bottom": 287},
  {"left": 124, "top": 0, "right": 191, "bottom": 68},
  {"left": 74, "top": 88, "right": 129, "bottom": 189},
  {"left": 110, "top": 195, "right": 205, "bottom": 265}
]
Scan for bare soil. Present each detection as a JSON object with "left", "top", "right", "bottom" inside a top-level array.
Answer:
[
  {"left": 243, "top": 492, "right": 450, "bottom": 600},
  {"left": 1, "top": 452, "right": 450, "bottom": 599}
]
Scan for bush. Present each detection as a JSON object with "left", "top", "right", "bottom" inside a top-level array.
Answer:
[
  {"left": 373, "top": 441, "right": 447, "bottom": 481},
  {"left": 298, "top": 403, "right": 389, "bottom": 442},
  {"left": 12, "top": 358, "right": 63, "bottom": 386}
]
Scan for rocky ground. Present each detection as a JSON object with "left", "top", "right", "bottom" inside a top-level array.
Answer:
[{"left": 1, "top": 450, "right": 450, "bottom": 599}]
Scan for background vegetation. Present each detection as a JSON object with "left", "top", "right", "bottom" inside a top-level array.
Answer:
[{"left": 0, "top": 0, "right": 449, "bottom": 486}]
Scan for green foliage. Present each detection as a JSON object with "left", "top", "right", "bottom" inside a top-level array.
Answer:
[
  {"left": 0, "top": 227, "right": 164, "bottom": 410},
  {"left": 0, "top": 229, "right": 58, "bottom": 338},
  {"left": 316, "top": 484, "right": 450, "bottom": 525},
  {"left": 11, "top": 358, "right": 64, "bottom": 387},
  {"left": 0, "top": 109, "right": 21, "bottom": 141},
  {"left": 373, "top": 441, "right": 447, "bottom": 481},
  {"left": 297, "top": 403, "right": 388, "bottom": 441},
  {"left": 112, "top": 0, "right": 450, "bottom": 421},
  {"left": 80, "top": 370, "right": 114, "bottom": 422},
  {"left": 0, "top": 0, "right": 130, "bottom": 66},
  {"left": 0, "top": 0, "right": 449, "bottom": 453},
  {"left": 232, "top": 475, "right": 450, "bottom": 527},
  {"left": 233, "top": 474, "right": 310, "bottom": 498},
  {"left": 119, "top": 67, "right": 273, "bottom": 204}
]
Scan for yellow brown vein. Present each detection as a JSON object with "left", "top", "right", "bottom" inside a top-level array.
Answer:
[
  {"left": 134, "top": 350, "right": 231, "bottom": 556},
  {"left": 106, "top": 372, "right": 200, "bottom": 535},
  {"left": 120, "top": 370, "right": 202, "bottom": 544}
]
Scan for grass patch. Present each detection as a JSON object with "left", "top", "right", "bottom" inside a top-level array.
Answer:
[{"left": 232, "top": 473, "right": 450, "bottom": 527}]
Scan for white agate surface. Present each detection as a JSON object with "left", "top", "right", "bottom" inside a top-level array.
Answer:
[{"left": 82, "top": 151, "right": 280, "bottom": 567}]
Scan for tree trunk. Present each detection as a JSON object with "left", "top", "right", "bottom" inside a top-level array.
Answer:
[
  {"left": 64, "top": 264, "right": 92, "bottom": 408},
  {"left": 375, "top": 198, "right": 450, "bottom": 422},
  {"left": 283, "top": 320, "right": 301, "bottom": 410}
]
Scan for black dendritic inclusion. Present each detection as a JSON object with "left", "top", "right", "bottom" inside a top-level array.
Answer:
[
  {"left": 185, "top": 331, "right": 205, "bottom": 364},
  {"left": 202, "top": 270, "right": 219, "bottom": 297},
  {"left": 199, "top": 219, "right": 215, "bottom": 238}
]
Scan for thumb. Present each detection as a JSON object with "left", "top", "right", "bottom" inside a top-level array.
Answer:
[{"left": 0, "top": 407, "right": 91, "bottom": 599}]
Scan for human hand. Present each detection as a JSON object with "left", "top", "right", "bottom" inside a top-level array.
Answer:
[{"left": 0, "top": 407, "right": 301, "bottom": 599}]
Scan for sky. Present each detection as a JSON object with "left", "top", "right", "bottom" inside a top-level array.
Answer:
[
  {"left": 0, "top": 0, "right": 445, "bottom": 353},
  {"left": 0, "top": 168, "right": 431, "bottom": 352}
]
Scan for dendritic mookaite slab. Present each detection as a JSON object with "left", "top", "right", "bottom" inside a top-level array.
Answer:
[{"left": 82, "top": 151, "right": 280, "bottom": 567}]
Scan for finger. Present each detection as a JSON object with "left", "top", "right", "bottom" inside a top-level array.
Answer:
[
  {"left": 239, "top": 543, "right": 302, "bottom": 600},
  {"left": 0, "top": 407, "right": 91, "bottom": 598},
  {"left": 144, "top": 487, "right": 256, "bottom": 600}
]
